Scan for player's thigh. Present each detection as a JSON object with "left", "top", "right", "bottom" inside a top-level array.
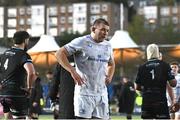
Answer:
[
  {"left": 10, "top": 97, "right": 29, "bottom": 117},
  {"left": 74, "top": 95, "right": 95, "bottom": 118},
  {"left": 93, "top": 95, "right": 109, "bottom": 119}
]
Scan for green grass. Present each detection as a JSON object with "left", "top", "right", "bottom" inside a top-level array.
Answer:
[{"left": 38, "top": 114, "right": 141, "bottom": 120}]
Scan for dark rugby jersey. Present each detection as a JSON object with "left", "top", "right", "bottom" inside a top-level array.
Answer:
[
  {"left": 0, "top": 47, "right": 32, "bottom": 96},
  {"left": 135, "top": 59, "right": 175, "bottom": 103}
]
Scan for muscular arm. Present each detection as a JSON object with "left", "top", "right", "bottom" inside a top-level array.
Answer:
[
  {"left": 167, "top": 83, "right": 175, "bottom": 104},
  {"left": 168, "top": 79, "right": 177, "bottom": 87},
  {"left": 105, "top": 60, "right": 115, "bottom": 84},
  {"left": 135, "top": 83, "right": 142, "bottom": 91},
  {"left": 55, "top": 47, "right": 74, "bottom": 73},
  {"left": 24, "top": 62, "right": 36, "bottom": 89},
  {"left": 55, "top": 47, "right": 84, "bottom": 85}
]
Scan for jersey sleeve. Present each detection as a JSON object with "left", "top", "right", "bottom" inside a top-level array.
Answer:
[
  {"left": 64, "top": 37, "right": 84, "bottom": 56},
  {"left": 21, "top": 53, "right": 32, "bottom": 65},
  {"left": 135, "top": 65, "right": 143, "bottom": 85}
]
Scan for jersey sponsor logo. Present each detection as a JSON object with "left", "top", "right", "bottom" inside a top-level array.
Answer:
[{"left": 88, "top": 57, "right": 108, "bottom": 63}]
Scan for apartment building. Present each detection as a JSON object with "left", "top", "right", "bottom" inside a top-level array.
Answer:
[
  {"left": 0, "top": 1, "right": 126, "bottom": 38},
  {"left": 129, "top": 0, "right": 180, "bottom": 32}
]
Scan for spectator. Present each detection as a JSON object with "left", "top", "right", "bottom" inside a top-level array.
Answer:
[
  {"left": 115, "top": 77, "right": 136, "bottom": 119},
  {"left": 49, "top": 56, "right": 75, "bottom": 119},
  {"left": 43, "top": 71, "right": 53, "bottom": 109},
  {"left": 29, "top": 73, "right": 43, "bottom": 119}
]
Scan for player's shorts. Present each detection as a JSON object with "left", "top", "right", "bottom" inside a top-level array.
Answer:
[
  {"left": 0, "top": 96, "right": 29, "bottom": 118},
  {"left": 74, "top": 94, "right": 109, "bottom": 119},
  {"left": 141, "top": 102, "right": 170, "bottom": 119},
  {"left": 175, "top": 109, "right": 180, "bottom": 115}
]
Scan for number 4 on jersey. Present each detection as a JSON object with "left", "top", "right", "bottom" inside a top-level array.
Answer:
[{"left": 4, "top": 59, "right": 9, "bottom": 70}]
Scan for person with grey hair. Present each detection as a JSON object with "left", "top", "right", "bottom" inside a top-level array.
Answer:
[
  {"left": 55, "top": 18, "right": 115, "bottom": 119},
  {"left": 135, "top": 43, "right": 177, "bottom": 119}
]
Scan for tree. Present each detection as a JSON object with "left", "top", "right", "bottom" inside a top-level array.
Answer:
[
  {"left": 156, "top": 0, "right": 176, "bottom": 5},
  {"left": 127, "top": 15, "right": 148, "bottom": 44},
  {"left": 128, "top": 15, "right": 180, "bottom": 45},
  {"left": 55, "top": 31, "right": 82, "bottom": 47}
]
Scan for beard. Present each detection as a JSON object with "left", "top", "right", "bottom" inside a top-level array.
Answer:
[{"left": 24, "top": 44, "right": 28, "bottom": 52}]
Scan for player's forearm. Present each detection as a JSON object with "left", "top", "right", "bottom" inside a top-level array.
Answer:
[
  {"left": 107, "top": 61, "right": 115, "bottom": 81},
  {"left": 55, "top": 47, "right": 75, "bottom": 73},
  {"left": 27, "top": 73, "right": 36, "bottom": 88},
  {"left": 167, "top": 83, "right": 175, "bottom": 103}
]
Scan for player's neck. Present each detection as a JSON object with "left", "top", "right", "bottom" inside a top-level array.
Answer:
[
  {"left": 90, "top": 33, "right": 98, "bottom": 43},
  {"left": 13, "top": 44, "right": 25, "bottom": 50}
]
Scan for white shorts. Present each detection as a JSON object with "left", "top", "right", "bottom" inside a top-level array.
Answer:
[{"left": 74, "top": 94, "right": 109, "bottom": 119}]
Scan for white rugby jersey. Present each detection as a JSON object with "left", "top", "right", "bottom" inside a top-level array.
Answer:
[
  {"left": 173, "top": 74, "right": 180, "bottom": 102},
  {"left": 64, "top": 35, "right": 114, "bottom": 96}
]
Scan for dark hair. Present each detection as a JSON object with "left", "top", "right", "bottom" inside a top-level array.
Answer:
[
  {"left": 46, "top": 70, "right": 53, "bottom": 75},
  {"left": 170, "top": 61, "right": 179, "bottom": 66},
  {"left": 92, "top": 18, "right": 109, "bottom": 26},
  {"left": 13, "top": 31, "right": 30, "bottom": 44}
]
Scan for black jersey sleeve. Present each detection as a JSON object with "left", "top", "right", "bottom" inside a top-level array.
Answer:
[
  {"left": 21, "top": 53, "right": 32, "bottom": 65},
  {"left": 135, "top": 65, "right": 143, "bottom": 85}
]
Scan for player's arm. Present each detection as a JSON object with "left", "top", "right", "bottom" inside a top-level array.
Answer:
[
  {"left": 24, "top": 62, "right": 36, "bottom": 89},
  {"left": 167, "top": 83, "right": 175, "bottom": 104},
  {"left": 105, "top": 60, "right": 115, "bottom": 84},
  {"left": 134, "top": 83, "right": 142, "bottom": 91},
  {"left": 168, "top": 79, "right": 177, "bottom": 87},
  {"left": 55, "top": 47, "right": 84, "bottom": 85}
]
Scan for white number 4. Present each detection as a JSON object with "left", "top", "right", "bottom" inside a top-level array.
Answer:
[{"left": 4, "top": 59, "right": 9, "bottom": 70}]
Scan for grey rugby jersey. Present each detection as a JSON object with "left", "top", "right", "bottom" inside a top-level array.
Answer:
[{"left": 64, "top": 35, "right": 114, "bottom": 96}]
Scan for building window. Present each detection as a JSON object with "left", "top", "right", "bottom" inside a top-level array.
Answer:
[
  {"left": 77, "top": 17, "right": 86, "bottom": 24},
  {"left": 49, "top": 28, "right": 57, "bottom": 36},
  {"left": 172, "top": 7, "right": 178, "bottom": 14},
  {"left": 8, "top": 19, "right": 16, "bottom": 27},
  {"left": 8, "top": 8, "right": 17, "bottom": 17},
  {"left": 90, "top": 15, "right": 100, "bottom": 24},
  {"left": 60, "top": 27, "right": 65, "bottom": 32},
  {"left": 0, "top": 17, "right": 3, "bottom": 25},
  {"left": 19, "top": 8, "right": 25, "bottom": 15},
  {"left": 49, "top": 17, "right": 57, "bottom": 26},
  {"left": 172, "top": 17, "right": 178, "bottom": 24},
  {"left": 26, "top": 18, "right": 31, "bottom": 25},
  {"left": 68, "top": 17, "right": 73, "bottom": 23},
  {"left": 49, "top": 6, "right": 57, "bottom": 16},
  {"left": 60, "top": 17, "right": 66, "bottom": 24},
  {"left": 0, "top": 16, "right": 3, "bottom": 25},
  {"left": 7, "top": 29, "right": 16, "bottom": 37},
  {"left": 102, "top": 4, "right": 108, "bottom": 12},
  {"left": 60, "top": 6, "right": 66, "bottom": 13},
  {"left": 19, "top": 18, "right": 25, "bottom": 25},
  {"left": 102, "top": 15, "right": 108, "bottom": 20},
  {"left": 67, "top": 27, "right": 73, "bottom": 33},
  {"left": 26, "top": 7, "right": 31, "bottom": 15},
  {"left": 90, "top": 4, "right": 100, "bottom": 14},
  {"left": 0, "top": 27, "right": 3, "bottom": 38},
  {"left": 68, "top": 5, "right": 73, "bottom": 13},
  {"left": 160, "top": 7, "right": 170, "bottom": 16},
  {"left": 139, "top": 1, "right": 147, "bottom": 7},
  {"left": 161, "top": 18, "right": 169, "bottom": 26}
]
